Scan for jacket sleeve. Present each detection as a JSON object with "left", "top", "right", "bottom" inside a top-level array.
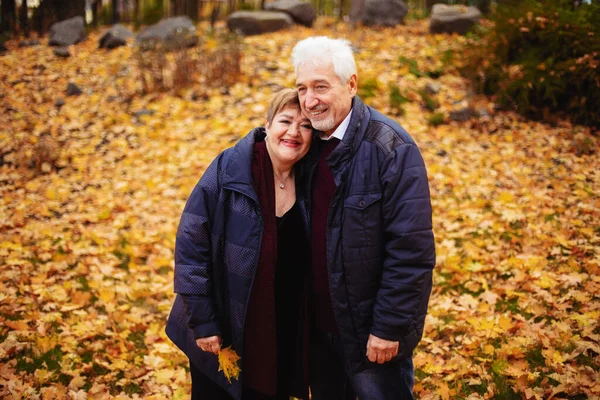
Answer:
[
  {"left": 370, "top": 143, "right": 435, "bottom": 351},
  {"left": 174, "top": 155, "right": 223, "bottom": 340}
]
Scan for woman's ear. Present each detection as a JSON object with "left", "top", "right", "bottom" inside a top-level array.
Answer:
[{"left": 265, "top": 120, "right": 270, "bottom": 135}]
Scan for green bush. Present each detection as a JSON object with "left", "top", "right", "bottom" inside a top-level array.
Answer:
[
  {"left": 464, "top": 0, "right": 600, "bottom": 129},
  {"left": 428, "top": 112, "right": 445, "bottom": 126},
  {"left": 389, "top": 86, "right": 410, "bottom": 116},
  {"left": 358, "top": 76, "right": 380, "bottom": 99}
]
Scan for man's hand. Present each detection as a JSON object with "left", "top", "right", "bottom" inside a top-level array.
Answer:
[
  {"left": 366, "top": 334, "right": 399, "bottom": 364},
  {"left": 196, "top": 335, "right": 222, "bottom": 355}
]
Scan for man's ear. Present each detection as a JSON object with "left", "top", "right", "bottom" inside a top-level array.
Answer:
[{"left": 348, "top": 74, "right": 358, "bottom": 97}]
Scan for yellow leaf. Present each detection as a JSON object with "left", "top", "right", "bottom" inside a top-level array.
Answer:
[
  {"left": 437, "top": 381, "right": 451, "bottom": 400},
  {"left": 483, "top": 344, "right": 495, "bottom": 355},
  {"left": 218, "top": 346, "right": 241, "bottom": 383},
  {"left": 98, "top": 288, "right": 115, "bottom": 304},
  {"left": 498, "top": 315, "right": 513, "bottom": 331},
  {"left": 155, "top": 368, "right": 175, "bottom": 385},
  {"left": 68, "top": 375, "right": 86, "bottom": 391}
]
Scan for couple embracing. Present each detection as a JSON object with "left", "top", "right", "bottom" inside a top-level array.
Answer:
[{"left": 166, "top": 36, "right": 436, "bottom": 400}]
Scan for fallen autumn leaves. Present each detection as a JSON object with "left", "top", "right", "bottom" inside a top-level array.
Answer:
[{"left": 0, "top": 18, "right": 599, "bottom": 399}]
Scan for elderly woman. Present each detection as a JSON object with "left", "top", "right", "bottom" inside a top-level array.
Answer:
[{"left": 166, "top": 89, "right": 313, "bottom": 400}]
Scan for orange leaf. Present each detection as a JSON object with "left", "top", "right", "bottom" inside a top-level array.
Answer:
[{"left": 218, "top": 346, "right": 241, "bottom": 383}]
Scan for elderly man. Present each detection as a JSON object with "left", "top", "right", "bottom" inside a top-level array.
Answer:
[{"left": 292, "top": 36, "right": 436, "bottom": 399}]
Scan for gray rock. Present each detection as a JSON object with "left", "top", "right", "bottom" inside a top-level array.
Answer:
[
  {"left": 424, "top": 82, "right": 441, "bottom": 95},
  {"left": 99, "top": 24, "right": 134, "bottom": 49},
  {"left": 133, "top": 109, "right": 154, "bottom": 118},
  {"left": 66, "top": 82, "right": 83, "bottom": 96},
  {"left": 265, "top": 0, "right": 315, "bottom": 27},
  {"left": 476, "top": 107, "right": 491, "bottom": 118},
  {"left": 449, "top": 107, "right": 473, "bottom": 122},
  {"left": 136, "top": 16, "right": 198, "bottom": 49},
  {"left": 18, "top": 40, "right": 41, "bottom": 48},
  {"left": 227, "top": 11, "right": 293, "bottom": 36},
  {"left": 53, "top": 47, "right": 71, "bottom": 58},
  {"left": 430, "top": 4, "right": 482, "bottom": 35},
  {"left": 48, "top": 16, "right": 86, "bottom": 46},
  {"left": 362, "top": 0, "right": 408, "bottom": 27},
  {"left": 55, "top": 98, "right": 65, "bottom": 107}
]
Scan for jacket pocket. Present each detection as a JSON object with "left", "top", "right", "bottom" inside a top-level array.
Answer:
[
  {"left": 343, "top": 192, "right": 382, "bottom": 210},
  {"left": 342, "top": 191, "right": 383, "bottom": 250}
]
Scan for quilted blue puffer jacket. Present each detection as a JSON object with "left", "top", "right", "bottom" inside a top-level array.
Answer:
[
  {"left": 165, "top": 128, "right": 310, "bottom": 400},
  {"left": 310, "top": 96, "right": 436, "bottom": 374}
]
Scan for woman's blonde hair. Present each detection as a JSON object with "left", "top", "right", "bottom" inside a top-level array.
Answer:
[{"left": 266, "top": 88, "right": 301, "bottom": 125}]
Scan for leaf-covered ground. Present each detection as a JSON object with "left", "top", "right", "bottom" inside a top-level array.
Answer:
[{"left": 1, "top": 18, "right": 599, "bottom": 399}]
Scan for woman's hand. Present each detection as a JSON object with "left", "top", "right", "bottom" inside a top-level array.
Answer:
[{"left": 196, "top": 335, "right": 222, "bottom": 355}]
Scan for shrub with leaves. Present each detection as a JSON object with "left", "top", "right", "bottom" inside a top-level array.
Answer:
[
  {"left": 135, "top": 31, "right": 242, "bottom": 94},
  {"left": 464, "top": 0, "right": 600, "bottom": 129}
]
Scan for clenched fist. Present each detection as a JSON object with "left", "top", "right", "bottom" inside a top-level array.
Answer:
[{"left": 196, "top": 335, "right": 222, "bottom": 355}]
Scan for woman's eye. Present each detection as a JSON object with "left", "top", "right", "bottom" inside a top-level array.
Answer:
[{"left": 301, "top": 124, "right": 312, "bottom": 129}]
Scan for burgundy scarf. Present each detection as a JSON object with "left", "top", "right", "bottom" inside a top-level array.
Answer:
[{"left": 243, "top": 141, "right": 279, "bottom": 395}]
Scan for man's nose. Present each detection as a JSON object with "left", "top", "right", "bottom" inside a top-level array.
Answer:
[{"left": 305, "top": 91, "right": 319, "bottom": 109}]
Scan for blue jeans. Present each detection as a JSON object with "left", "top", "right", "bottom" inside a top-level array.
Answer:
[{"left": 309, "top": 331, "right": 415, "bottom": 400}]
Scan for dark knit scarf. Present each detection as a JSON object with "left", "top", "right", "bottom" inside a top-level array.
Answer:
[{"left": 243, "top": 141, "right": 279, "bottom": 395}]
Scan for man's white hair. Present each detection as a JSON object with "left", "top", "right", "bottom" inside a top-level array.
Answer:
[{"left": 291, "top": 36, "right": 357, "bottom": 83}]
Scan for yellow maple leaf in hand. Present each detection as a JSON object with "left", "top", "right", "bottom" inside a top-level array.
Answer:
[{"left": 218, "top": 346, "right": 241, "bottom": 383}]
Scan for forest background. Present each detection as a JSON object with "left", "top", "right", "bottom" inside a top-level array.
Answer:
[{"left": 0, "top": 0, "right": 599, "bottom": 399}]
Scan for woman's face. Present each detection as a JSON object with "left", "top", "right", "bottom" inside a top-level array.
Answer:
[{"left": 265, "top": 105, "right": 312, "bottom": 166}]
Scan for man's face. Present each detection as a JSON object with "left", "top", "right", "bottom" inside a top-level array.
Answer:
[{"left": 295, "top": 61, "right": 357, "bottom": 136}]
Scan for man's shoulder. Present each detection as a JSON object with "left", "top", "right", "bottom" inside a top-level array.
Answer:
[{"left": 361, "top": 106, "right": 416, "bottom": 155}]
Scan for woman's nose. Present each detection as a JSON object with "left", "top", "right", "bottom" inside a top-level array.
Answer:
[{"left": 288, "top": 124, "right": 300, "bottom": 135}]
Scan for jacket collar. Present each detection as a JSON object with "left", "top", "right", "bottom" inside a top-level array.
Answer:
[
  {"left": 222, "top": 127, "right": 265, "bottom": 203},
  {"left": 326, "top": 96, "right": 370, "bottom": 180}
]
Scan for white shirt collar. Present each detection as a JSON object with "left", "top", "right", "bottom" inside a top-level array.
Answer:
[{"left": 319, "top": 109, "right": 353, "bottom": 141}]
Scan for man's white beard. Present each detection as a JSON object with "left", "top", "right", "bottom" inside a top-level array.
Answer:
[{"left": 310, "top": 114, "right": 336, "bottom": 132}]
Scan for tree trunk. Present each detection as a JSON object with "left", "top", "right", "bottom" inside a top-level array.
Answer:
[
  {"left": 338, "top": 0, "right": 345, "bottom": 20},
  {"left": 187, "top": 0, "right": 199, "bottom": 20},
  {"left": 425, "top": 0, "right": 443, "bottom": 10},
  {"left": 133, "top": 0, "right": 140, "bottom": 27},
  {"left": 475, "top": 0, "right": 491, "bottom": 14},
  {"left": 349, "top": 0, "right": 364, "bottom": 23},
  {"left": 33, "top": 0, "right": 85, "bottom": 34},
  {"left": 1, "top": 0, "right": 17, "bottom": 34},
  {"left": 20, "top": 0, "right": 29, "bottom": 37},
  {"left": 112, "top": 0, "right": 120, "bottom": 23},
  {"left": 92, "top": 0, "right": 100, "bottom": 27}
]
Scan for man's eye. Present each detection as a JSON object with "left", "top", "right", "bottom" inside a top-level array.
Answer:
[
  {"left": 298, "top": 87, "right": 307, "bottom": 94},
  {"left": 316, "top": 85, "right": 327, "bottom": 91}
]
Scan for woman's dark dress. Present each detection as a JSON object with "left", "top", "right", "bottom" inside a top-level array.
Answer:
[{"left": 191, "top": 202, "right": 309, "bottom": 400}]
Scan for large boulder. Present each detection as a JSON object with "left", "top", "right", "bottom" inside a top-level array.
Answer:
[
  {"left": 99, "top": 24, "right": 134, "bottom": 49},
  {"left": 227, "top": 11, "right": 293, "bottom": 36},
  {"left": 48, "top": 16, "right": 86, "bottom": 46},
  {"left": 429, "top": 4, "right": 482, "bottom": 35},
  {"left": 361, "top": 0, "right": 408, "bottom": 26},
  {"left": 53, "top": 47, "right": 71, "bottom": 58},
  {"left": 265, "top": 0, "right": 315, "bottom": 27},
  {"left": 136, "top": 16, "right": 198, "bottom": 49}
]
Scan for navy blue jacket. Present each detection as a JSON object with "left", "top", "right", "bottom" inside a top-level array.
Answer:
[
  {"left": 166, "top": 128, "right": 310, "bottom": 400},
  {"left": 311, "top": 97, "right": 435, "bottom": 374}
]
